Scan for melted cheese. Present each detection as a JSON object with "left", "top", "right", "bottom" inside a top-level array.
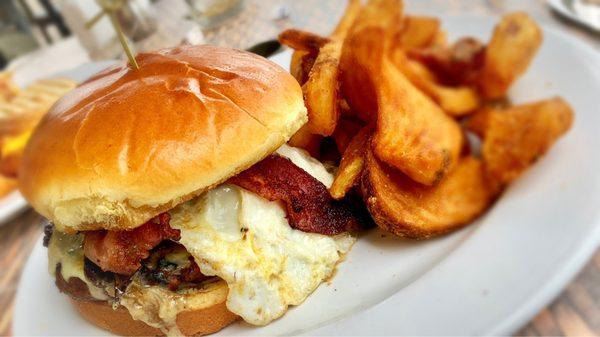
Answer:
[
  {"left": 47, "top": 231, "right": 108, "bottom": 300},
  {"left": 276, "top": 144, "right": 334, "bottom": 188},
  {"left": 120, "top": 277, "right": 228, "bottom": 336}
]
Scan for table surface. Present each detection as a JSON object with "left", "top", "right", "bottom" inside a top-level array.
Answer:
[{"left": 1, "top": 0, "right": 599, "bottom": 336}]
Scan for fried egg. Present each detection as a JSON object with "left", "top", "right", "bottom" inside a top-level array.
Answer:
[{"left": 169, "top": 146, "right": 355, "bottom": 325}]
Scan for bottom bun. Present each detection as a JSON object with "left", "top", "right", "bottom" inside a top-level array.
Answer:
[{"left": 71, "top": 284, "right": 239, "bottom": 336}]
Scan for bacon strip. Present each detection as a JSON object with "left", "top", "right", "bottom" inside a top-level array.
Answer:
[
  {"left": 230, "top": 154, "right": 362, "bottom": 235},
  {"left": 83, "top": 213, "right": 180, "bottom": 275}
]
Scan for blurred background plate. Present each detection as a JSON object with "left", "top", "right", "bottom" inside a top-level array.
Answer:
[
  {"left": 0, "top": 60, "right": 115, "bottom": 227},
  {"left": 548, "top": 0, "right": 600, "bottom": 32},
  {"left": 0, "top": 191, "right": 28, "bottom": 226}
]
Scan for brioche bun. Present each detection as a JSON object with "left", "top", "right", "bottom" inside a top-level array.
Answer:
[
  {"left": 71, "top": 280, "right": 239, "bottom": 336},
  {"left": 19, "top": 45, "right": 307, "bottom": 232}
]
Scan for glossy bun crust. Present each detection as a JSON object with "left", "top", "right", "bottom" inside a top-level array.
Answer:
[{"left": 20, "top": 45, "right": 307, "bottom": 232}]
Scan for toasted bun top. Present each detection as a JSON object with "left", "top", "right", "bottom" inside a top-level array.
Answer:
[{"left": 20, "top": 45, "right": 307, "bottom": 232}]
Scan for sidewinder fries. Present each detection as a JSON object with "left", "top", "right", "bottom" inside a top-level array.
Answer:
[
  {"left": 362, "top": 147, "right": 493, "bottom": 239},
  {"left": 330, "top": 126, "right": 370, "bottom": 199},
  {"left": 481, "top": 97, "right": 574, "bottom": 187},
  {"left": 479, "top": 12, "right": 543, "bottom": 99}
]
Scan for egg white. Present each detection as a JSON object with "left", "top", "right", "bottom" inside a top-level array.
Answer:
[{"left": 169, "top": 146, "right": 355, "bottom": 325}]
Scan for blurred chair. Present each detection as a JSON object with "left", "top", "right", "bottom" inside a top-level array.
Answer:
[
  {"left": 15, "top": 0, "right": 70, "bottom": 44},
  {"left": 0, "top": 1, "right": 39, "bottom": 67}
]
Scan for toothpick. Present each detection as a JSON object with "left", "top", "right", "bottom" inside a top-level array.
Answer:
[
  {"left": 91, "top": 0, "right": 139, "bottom": 70},
  {"left": 107, "top": 10, "right": 139, "bottom": 70}
]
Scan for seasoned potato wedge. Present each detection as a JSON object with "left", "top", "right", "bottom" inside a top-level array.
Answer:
[
  {"left": 482, "top": 97, "right": 574, "bottom": 187},
  {"left": 290, "top": 50, "right": 314, "bottom": 85},
  {"left": 331, "top": 0, "right": 363, "bottom": 40},
  {"left": 391, "top": 50, "right": 480, "bottom": 116},
  {"left": 0, "top": 174, "right": 16, "bottom": 198},
  {"left": 465, "top": 106, "right": 493, "bottom": 138},
  {"left": 340, "top": 0, "right": 403, "bottom": 122},
  {"left": 332, "top": 117, "right": 364, "bottom": 153},
  {"left": 278, "top": 29, "right": 330, "bottom": 54},
  {"left": 372, "top": 58, "right": 463, "bottom": 185},
  {"left": 303, "top": 40, "right": 343, "bottom": 136},
  {"left": 398, "top": 15, "right": 440, "bottom": 49},
  {"left": 330, "top": 126, "right": 371, "bottom": 199},
  {"left": 479, "top": 12, "right": 542, "bottom": 99},
  {"left": 408, "top": 37, "right": 485, "bottom": 86},
  {"left": 301, "top": 0, "right": 363, "bottom": 136},
  {"left": 288, "top": 124, "right": 323, "bottom": 158},
  {"left": 362, "top": 147, "right": 493, "bottom": 239},
  {"left": 341, "top": 0, "right": 462, "bottom": 185}
]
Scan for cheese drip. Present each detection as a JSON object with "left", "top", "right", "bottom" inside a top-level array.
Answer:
[
  {"left": 47, "top": 230, "right": 108, "bottom": 300},
  {"left": 120, "top": 277, "right": 228, "bottom": 336}
]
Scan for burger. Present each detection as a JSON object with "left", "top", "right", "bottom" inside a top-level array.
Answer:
[{"left": 19, "top": 45, "right": 362, "bottom": 336}]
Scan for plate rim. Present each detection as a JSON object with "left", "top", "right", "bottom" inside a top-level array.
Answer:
[{"left": 0, "top": 190, "right": 29, "bottom": 226}]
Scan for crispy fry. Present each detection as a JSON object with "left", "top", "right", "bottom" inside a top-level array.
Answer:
[
  {"left": 302, "top": 0, "right": 363, "bottom": 136},
  {"left": 481, "top": 97, "right": 574, "bottom": 187},
  {"left": 372, "top": 58, "right": 463, "bottom": 185},
  {"left": 0, "top": 72, "right": 19, "bottom": 102},
  {"left": 391, "top": 49, "right": 480, "bottom": 116},
  {"left": 331, "top": 0, "right": 363, "bottom": 40},
  {"left": 341, "top": 0, "right": 462, "bottom": 184},
  {"left": 0, "top": 153, "right": 20, "bottom": 177},
  {"left": 288, "top": 124, "right": 323, "bottom": 158},
  {"left": 278, "top": 29, "right": 330, "bottom": 54},
  {"left": 465, "top": 106, "right": 493, "bottom": 138},
  {"left": 398, "top": 15, "right": 440, "bottom": 49},
  {"left": 332, "top": 117, "right": 364, "bottom": 153},
  {"left": 362, "top": 146, "right": 493, "bottom": 239},
  {"left": 340, "top": 0, "right": 404, "bottom": 122},
  {"left": 303, "top": 40, "right": 343, "bottom": 136},
  {"left": 0, "top": 129, "right": 31, "bottom": 177},
  {"left": 408, "top": 37, "right": 485, "bottom": 86},
  {"left": 293, "top": 51, "right": 317, "bottom": 86},
  {"left": 0, "top": 174, "right": 17, "bottom": 198},
  {"left": 431, "top": 29, "right": 448, "bottom": 48},
  {"left": 479, "top": 12, "right": 542, "bottom": 99},
  {"left": 330, "top": 127, "right": 371, "bottom": 199},
  {"left": 290, "top": 50, "right": 307, "bottom": 84}
]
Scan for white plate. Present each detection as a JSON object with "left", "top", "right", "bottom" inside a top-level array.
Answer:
[
  {"left": 13, "top": 15, "right": 600, "bottom": 336},
  {"left": 547, "top": 0, "right": 600, "bottom": 32},
  {"left": 0, "top": 191, "right": 28, "bottom": 225}
]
